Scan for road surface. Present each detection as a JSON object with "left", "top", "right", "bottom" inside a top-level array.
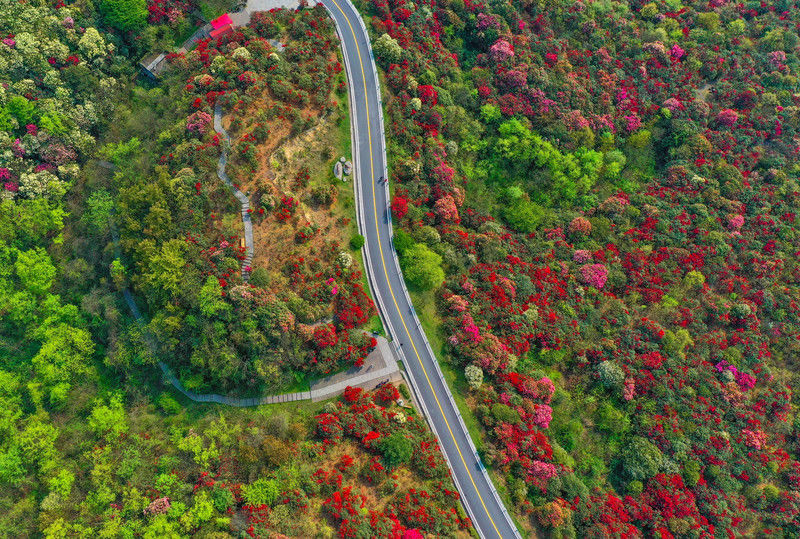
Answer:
[{"left": 317, "top": 0, "right": 521, "bottom": 536}]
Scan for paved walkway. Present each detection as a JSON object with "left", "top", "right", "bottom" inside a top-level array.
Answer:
[
  {"left": 310, "top": 335, "right": 401, "bottom": 401},
  {"left": 214, "top": 103, "right": 254, "bottom": 281},
  {"left": 107, "top": 167, "right": 397, "bottom": 407}
]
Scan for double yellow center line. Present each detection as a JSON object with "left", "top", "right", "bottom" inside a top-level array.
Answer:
[{"left": 325, "top": 0, "right": 503, "bottom": 536}]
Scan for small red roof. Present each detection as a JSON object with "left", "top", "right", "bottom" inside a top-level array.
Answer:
[
  {"left": 210, "top": 24, "right": 233, "bottom": 39},
  {"left": 210, "top": 13, "right": 232, "bottom": 29}
]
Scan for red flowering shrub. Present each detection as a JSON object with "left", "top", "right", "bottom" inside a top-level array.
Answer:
[
  {"left": 391, "top": 194, "right": 409, "bottom": 219},
  {"left": 417, "top": 85, "right": 438, "bottom": 106},
  {"left": 312, "top": 387, "right": 465, "bottom": 535},
  {"left": 276, "top": 196, "right": 299, "bottom": 222},
  {"left": 366, "top": 0, "right": 800, "bottom": 534}
]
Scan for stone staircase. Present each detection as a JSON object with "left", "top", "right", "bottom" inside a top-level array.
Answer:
[{"left": 215, "top": 103, "right": 255, "bottom": 284}]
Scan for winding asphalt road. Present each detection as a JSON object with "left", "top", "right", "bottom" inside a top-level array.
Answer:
[{"left": 317, "top": 0, "right": 520, "bottom": 537}]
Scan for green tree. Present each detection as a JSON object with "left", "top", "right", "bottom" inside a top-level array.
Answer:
[
  {"left": 502, "top": 198, "right": 544, "bottom": 233},
  {"left": 393, "top": 229, "right": 414, "bottom": 254},
  {"left": 198, "top": 275, "right": 229, "bottom": 318},
  {"left": 89, "top": 394, "right": 129, "bottom": 439},
  {"left": 594, "top": 402, "right": 630, "bottom": 436},
  {"left": 401, "top": 243, "right": 444, "bottom": 290},
  {"left": 0, "top": 107, "right": 12, "bottom": 131},
  {"left": 102, "top": 138, "right": 141, "bottom": 169},
  {"left": 0, "top": 447, "right": 25, "bottom": 486},
  {"left": 84, "top": 190, "right": 114, "bottom": 236},
  {"left": 378, "top": 431, "right": 414, "bottom": 467},
  {"left": 0, "top": 199, "right": 66, "bottom": 250},
  {"left": 7, "top": 96, "right": 35, "bottom": 126},
  {"left": 15, "top": 248, "right": 57, "bottom": 296},
  {"left": 212, "top": 486, "right": 235, "bottom": 512},
  {"left": 99, "top": 0, "right": 147, "bottom": 31},
  {"left": 39, "top": 113, "right": 68, "bottom": 136},
  {"left": 350, "top": 234, "right": 365, "bottom": 250},
  {"left": 242, "top": 478, "right": 280, "bottom": 507},
  {"left": 491, "top": 403, "right": 521, "bottom": 424}
]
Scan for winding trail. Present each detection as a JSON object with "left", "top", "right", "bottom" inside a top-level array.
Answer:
[
  {"left": 214, "top": 103, "right": 254, "bottom": 281},
  {"left": 110, "top": 212, "right": 309, "bottom": 405},
  {"left": 318, "top": 0, "right": 521, "bottom": 536},
  {"left": 108, "top": 111, "right": 399, "bottom": 406}
]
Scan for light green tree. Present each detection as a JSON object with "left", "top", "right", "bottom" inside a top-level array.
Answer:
[
  {"left": 89, "top": 394, "right": 129, "bottom": 439},
  {"left": 198, "top": 275, "right": 229, "bottom": 318},
  {"left": 144, "top": 239, "right": 187, "bottom": 300},
  {"left": 242, "top": 478, "right": 280, "bottom": 506},
  {"left": 48, "top": 469, "right": 75, "bottom": 498},
  {"left": 18, "top": 419, "right": 59, "bottom": 474},
  {"left": 373, "top": 33, "right": 403, "bottom": 66},
  {"left": 181, "top": 490, "right": 215, "bottom": 531},
  {"left": 620, "top": 436, "right": 664, "bottom": 482},
  {"left": 78, "top": 28, "right": 108, "bottom": 58},
  {"left": 14, "top": 248, "right": 56, "bottom": 296},
  {"left": 99, "top": 0, "right": 147, "bottom": 31},
  {"left": 401, "top": 243, "right": 444, "bottom": 290},
  {"left": 31, "top": 324, "right": 94, "bottom": 396},
  {"left": 465, "top": 364, "right": 484, "bottom": 389}
]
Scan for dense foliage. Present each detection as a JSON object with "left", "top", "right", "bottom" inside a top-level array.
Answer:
[
  {"left": 108, "top": 7, "right": 379, "bottom": 394},
  {"left": 0, "top": 2, "right": 464, "bottom": 537},
  {"left": 2, "top": 370, "right": 467, "bottom": 536},
  {"left": 0, "top": 1, "right": 124, "bottom": 411},
  {"left": 363, "top": 0, "right": 800, "bottom": 535}
]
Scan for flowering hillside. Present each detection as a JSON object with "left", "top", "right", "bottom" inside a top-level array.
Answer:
[
  {"left": 0, "top": 2, "right": 466, "bottom": 535},
  {"left": 109, "top": 7, "right": 380, "bottom": 394},
  {"left": 363, "top": 0, "right": 800, "bottom": 535}
]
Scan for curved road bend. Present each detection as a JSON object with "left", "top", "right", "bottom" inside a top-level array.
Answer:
[{"left": 317, "top": 0, "right": 520, "bottom": 537}]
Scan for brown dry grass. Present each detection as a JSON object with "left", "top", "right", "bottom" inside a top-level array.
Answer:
[{"left": 222, "top": 95, "right": 353, "bottom": 283}]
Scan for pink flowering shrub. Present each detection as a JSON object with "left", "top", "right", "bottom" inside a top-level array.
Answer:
[
  {"left": 716, "top": 108, "right": 739, "bottom": 126},
  {"left": 144, "top": 497, "right": 171, "bottom": 515},
  {"left": 531, "top": 404, "right": 552, "bottom": 429},
  {"left": 727, "top": 214, "right": 744, "bottom": 230},
  {"left": 433, "top": 195, "right": 459, "bottom": 223},
  {"left": 186, "top": 110, "right": 212, "bottom": 134},
  {"left": 488, "top": 39, "right": 514, "bottom": 63},
  {"left": 579, "top": 264, "right": 608, "bottom": 289},
  {"left": 568, "top": 216, "right": 591, "bottom": 236},
  {"left": 573, "top": 250, "right": 591, "bottom": 263}
]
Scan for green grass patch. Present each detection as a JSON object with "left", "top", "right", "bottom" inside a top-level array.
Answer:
[
  {"left": 408, "top": 289, "right": 484, "bottom": 452},
  {"left": 281, "top": 371, "right": 312, "bottom": 394},
  {"left": 408, "top": 289, "right": 528, "bottom": 532},
  {"left": 198, "top": 0, "right": 234, "bottom": 21},
  {"left": 172, "top": 21, "right": 199, "bottom": 47},
  {"left": 368, "top": 314, "right": 385, "bottom": 336}
]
